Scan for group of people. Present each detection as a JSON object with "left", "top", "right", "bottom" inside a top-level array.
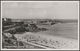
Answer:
[{"left": 17, "top": 34, "right": 62, "bottom": 49}]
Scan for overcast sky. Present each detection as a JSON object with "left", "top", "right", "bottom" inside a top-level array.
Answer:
[{"left": 2, "top": 1, "right": 79, "bottom": 19}]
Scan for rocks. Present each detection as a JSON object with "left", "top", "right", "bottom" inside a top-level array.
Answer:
[
  {"left": 3, "top": 33, "right": 12, "bottom": 38},
  {"left": 24, "top": 23, "right": 47, "bottom": 32}
]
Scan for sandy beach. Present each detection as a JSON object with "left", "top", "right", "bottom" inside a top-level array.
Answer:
[{"left": 14, "top": 32, "right": 78, "bottom": 49}]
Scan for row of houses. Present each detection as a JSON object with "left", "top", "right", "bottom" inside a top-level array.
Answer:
[{"left": 2, "top": 18, "right": 56, "bottom": 25}]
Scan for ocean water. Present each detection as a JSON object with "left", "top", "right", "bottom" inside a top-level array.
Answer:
[{"left": 37, "top": 23, "right": 78, "bottom": 39}]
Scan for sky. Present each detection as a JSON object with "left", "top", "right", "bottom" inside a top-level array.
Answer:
[{"left": 2, "top": 1, "right": 79, "bottom": 19}]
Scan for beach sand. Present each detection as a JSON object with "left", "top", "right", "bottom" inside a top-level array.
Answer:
[{"left": 14, "top": 32, "right": 78, "bottom": 49}]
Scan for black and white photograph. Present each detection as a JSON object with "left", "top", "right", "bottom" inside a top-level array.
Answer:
[{"left": 1, "top": 1, "right": 79, "bottom": 50}]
